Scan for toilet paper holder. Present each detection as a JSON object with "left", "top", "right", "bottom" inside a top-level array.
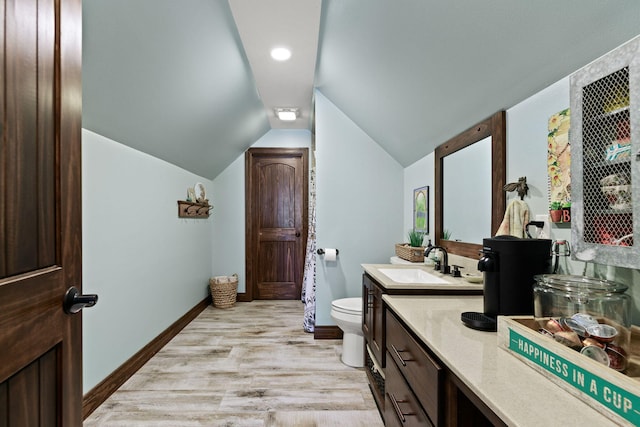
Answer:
[{"left": 317, "top": 248, "right": 339, "bottom": 255}]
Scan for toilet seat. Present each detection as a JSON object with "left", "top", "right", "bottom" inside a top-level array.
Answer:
[{"left": 331, "top": 297, "right": 361, "bottom": 315}]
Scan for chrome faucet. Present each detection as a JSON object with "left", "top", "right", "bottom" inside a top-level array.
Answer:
[{"left": 424, "top": 246, "right": 450, "bottom": 274}]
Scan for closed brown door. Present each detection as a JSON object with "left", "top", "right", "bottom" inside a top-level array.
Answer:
[
  {"left": 0, "top": 0, "right": 84, "bottom": 425},
  {"left": 246, "top": 148, "right": 308, "bottom": 300}
]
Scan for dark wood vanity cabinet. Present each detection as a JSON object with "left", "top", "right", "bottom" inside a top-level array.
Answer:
[
  {"left": 385, "top": 349, "right": 434, "bottom": 427},
  {"left": 363, "top": 273, "right": 386, "bottom": 411},
  {"left": 362, "top": 271, "right": 482, "bottom": 418},
  {"left": 363, "top": 273, "right": 385, "bottom": 365},
  {"left": 383, "top": 308, "right": 506, "bottom": 427},
  {"left": 386, "top": 310, "right": 442, "bottom": 426}
]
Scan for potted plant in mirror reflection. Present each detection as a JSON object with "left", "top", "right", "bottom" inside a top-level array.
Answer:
[{"left": 442, "top": 229, "right": 452, "bottom": 240}]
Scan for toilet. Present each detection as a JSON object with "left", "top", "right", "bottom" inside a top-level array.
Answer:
[{"left": 331, "top": 297, "right": 364, "bottom": 367}]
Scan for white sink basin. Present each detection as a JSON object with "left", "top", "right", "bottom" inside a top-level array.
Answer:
[{"left": 378, "top": 268, "right": 450, "bottom": 284}]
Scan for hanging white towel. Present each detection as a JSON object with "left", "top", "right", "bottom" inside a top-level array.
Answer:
[{"left": 495, "top": 199, "right": 530, "bottom": 238}]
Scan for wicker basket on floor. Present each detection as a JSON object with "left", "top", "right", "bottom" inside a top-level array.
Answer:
[{"left": 209, "top": 274, "right": 238, "bottom": 309}]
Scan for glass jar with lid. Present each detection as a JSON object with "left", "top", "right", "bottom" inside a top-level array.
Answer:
[{"left": 533, "top": 274, "right": 632, "bottom": 371}]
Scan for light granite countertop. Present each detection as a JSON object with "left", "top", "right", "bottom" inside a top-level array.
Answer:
[
  {"left": 362, "top": 263, "right": 483, "bottom": 291},
  {"left": 383, "top": 295, "right": 616, "bottom": 426}
]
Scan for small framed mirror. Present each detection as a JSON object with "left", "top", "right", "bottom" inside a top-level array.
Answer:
[{"left": 434, "top": 111, "right": 506, "bottom": 259}]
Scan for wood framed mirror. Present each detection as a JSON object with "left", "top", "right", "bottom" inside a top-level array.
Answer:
[{"left": 434, "top": 111, "right": 506, "bottom": 259}]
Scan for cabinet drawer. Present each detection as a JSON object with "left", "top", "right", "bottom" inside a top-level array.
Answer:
[
  {"left": 385, "top": 351, "right": 434, "bottom": 427},
  {"left": 386, "top": 310, "right": 442, "bottom": 425},
  {"left": 363, "top": 273, "right": 385, "bottom": 366}
]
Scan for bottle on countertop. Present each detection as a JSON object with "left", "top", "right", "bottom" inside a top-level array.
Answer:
[{"left": 552, "top": 240, "right": 572, "bottom": 275}]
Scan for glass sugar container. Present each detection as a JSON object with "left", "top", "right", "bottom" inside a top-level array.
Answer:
[{"left": 533, "top": 274, "right": 631, "bottom": 371}]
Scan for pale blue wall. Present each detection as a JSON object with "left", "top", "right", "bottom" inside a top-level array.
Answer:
[
  {"left": 210, "top": 115, "right": 402, "bottom": 327},
  {"left": 210, "top": 155, "right": 246, "bottom": 289},
  {"left": 506, "top": 76, "right": 640, "bottom": 323},
  {"left": 314, "top": 91, "right": 404, "bottom": 325},
  {"left": 404, "top": 154, "right": 434, "bottom": 239},
  {"left": 210, "top": 129, "right": 312, "bottom": 293},
  {"left": 82, "top": 129, "right": 213, "bottom": 393},
  {"left": 81, "top": 35, "right": 640, "bottom": 395},
  {"left": 404, "top": 72, "right": 640, "bottom": 324},
  {"left": 211, "top": 118, "right": 402, "bottom": 328},
  {"left": 506, "top": 77, "right": 570, "bottom": 221},
  {"left": 507, "top": 76, "right": 625, "bottom": 277}
]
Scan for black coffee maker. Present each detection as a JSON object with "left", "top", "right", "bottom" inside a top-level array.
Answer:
[{"left": 461, "top": 235, "right": 552, "bottom": 331}]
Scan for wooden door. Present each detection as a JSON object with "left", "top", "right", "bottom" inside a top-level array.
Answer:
[
  {"left": 0, "top": 0, "right": 83, "bottom": 425},
  {"left": 246, "top": 148, "right": 308, "bottom": 300}
]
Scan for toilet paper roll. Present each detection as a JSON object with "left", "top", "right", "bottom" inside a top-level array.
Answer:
[{"left": 324, "top": 248, "right": 337, "bottom": 261}]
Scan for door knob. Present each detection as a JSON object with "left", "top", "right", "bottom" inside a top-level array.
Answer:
[
  {"left": 63, "top": 286, "right": 98, "bottom": 314},
  {"left": 295, "top": 231, "right": 301, "bottom": 237}
]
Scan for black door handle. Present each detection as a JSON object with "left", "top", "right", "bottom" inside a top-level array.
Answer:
[{"left": 63, "top": 286, "right": 98, "bottom": 314}]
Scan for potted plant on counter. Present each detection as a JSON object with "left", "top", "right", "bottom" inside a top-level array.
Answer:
[
  {"left": 395, "top": 230, "right": 426, "bottom": 262},
  {"left": 408, "top": 230, "right": 425, "bottom": 247}
]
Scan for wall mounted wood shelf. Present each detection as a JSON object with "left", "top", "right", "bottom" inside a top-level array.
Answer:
[{"left": 177, "top": 200, "right": 212, "bottom": 218}]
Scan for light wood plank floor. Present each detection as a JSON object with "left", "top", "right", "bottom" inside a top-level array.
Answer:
[{"left": 84, "top": 300, "right": 384, "bottom": 426}]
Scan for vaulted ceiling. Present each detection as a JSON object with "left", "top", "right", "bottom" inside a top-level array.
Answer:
[{"left": 82, "top": 0, "right": 640, "bottom": 180}]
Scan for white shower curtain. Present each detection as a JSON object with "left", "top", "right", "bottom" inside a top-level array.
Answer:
[{"left": 302, "top": 167, "right": 316, "bottom": 332}]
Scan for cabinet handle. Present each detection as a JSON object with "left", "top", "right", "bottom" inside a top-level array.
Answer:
[
  {"left": 388, "top": 393, "right": 414, "bottom": 423},
  {"left": 391, "top": 344, "right": 413, "bottom": 366}
]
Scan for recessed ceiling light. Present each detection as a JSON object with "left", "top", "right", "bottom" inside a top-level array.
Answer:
[
  {"left": 275, "top": 108, "right": 298, "bottom": 121},
  {"left": 270, "top": 47, "right": 291, "bottom": 61}
]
